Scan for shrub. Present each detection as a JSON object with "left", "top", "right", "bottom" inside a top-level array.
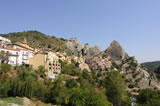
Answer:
[
  {"left": 66, "top": 79, "right": 78, "bottom": 88},
  {"left": 0, "top": 63, "right": 11, "bottom": 74},
  {"left": 0, "top": 82, "right": 9, "bottom": 97},
  {"left": 136, "top": 89, "right": 160, "bottom": 105}
]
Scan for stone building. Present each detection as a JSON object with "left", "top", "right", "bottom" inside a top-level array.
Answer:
[
  {"left": 47, "top": 52, "right": 61, "bottom": 78},
  {"left": 29, "top": 51, "right": 61, "bottom": 79}
]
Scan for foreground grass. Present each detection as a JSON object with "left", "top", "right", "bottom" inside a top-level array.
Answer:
[
  {"left": 0, "top": 97, "right": 23, "bottom": 105},
  {"left": 0, "top": 97, "right": 51, "bottom": 106}
]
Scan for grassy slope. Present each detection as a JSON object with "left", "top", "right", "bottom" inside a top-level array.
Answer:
[
  {"left": 0, "top": 97, "right": 50, "bottom": 106},
  {"left": 0, "top": 31, "right": 72, "bottom": 55},
  {"left": 0, "top": 97, "right": 23, "bottom": 105}
]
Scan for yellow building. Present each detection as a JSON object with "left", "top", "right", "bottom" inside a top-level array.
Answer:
[
  {"left": 9, "top": 38, "right": 34, "bottom": 52},
  {"left": 29, "top": 53, "right": 47, "bottom": 69}
]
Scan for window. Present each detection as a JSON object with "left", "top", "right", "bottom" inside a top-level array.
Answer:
[{"left": 49, "top": 62, "right": 51, "bottom": 65}]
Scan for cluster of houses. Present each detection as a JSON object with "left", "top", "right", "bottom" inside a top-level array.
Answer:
[
  {"left": 0, "top": 36, "right": 65, "bottom": 79},
  {"left": 86, "top": 56, "right": 112, "bottom": 71}
]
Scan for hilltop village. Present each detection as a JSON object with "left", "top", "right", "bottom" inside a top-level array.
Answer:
[
  {"left": 0, "top": 36, "right": 64, "bottom": 79},
  {"left": 0, "top": 36, "right": 93, "bottom": 79}
]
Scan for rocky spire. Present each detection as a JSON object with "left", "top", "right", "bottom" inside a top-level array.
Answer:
[
  {"left": 104, "top": 40, "right": 126, "bottom": 61},
  {"left": 89, "top": 45, "right": 100, "bottom": 57},
  {"left": 83, "top": 43, "right": 90, "bottom": 56},
  {"left": 66, "top": 38, "right": 101, "bottom": 57},
  {"left": 66, "top": 37, "right": 83, "bottom": 56}
]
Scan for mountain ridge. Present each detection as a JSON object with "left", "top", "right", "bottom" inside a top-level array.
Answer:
[{"left": 142, "top": 61, "right": 160, "bottom": 71}]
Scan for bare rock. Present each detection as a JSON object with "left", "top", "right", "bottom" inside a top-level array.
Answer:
[
  {"left": 66, "top": 38, "right": 101, "bottom": 57},
  {"left": 89, "top": 45, "right": 100, "bottom": 57},
  {"left": 83, "top": 43, "right": 90, "bottom": 56},
  {"left": 104, "top": 40, "right": 126, "bottom": 61},
  {"left": 66, "top": 38, "right": 83, "bottom": 55}
]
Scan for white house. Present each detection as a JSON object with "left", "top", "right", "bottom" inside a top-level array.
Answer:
[
  {"left": 0, "top": 47, "right": 33, "bottom": 66},
  {"left": 0, "top": 46, "right": 19, "bottom": 65},
  {"left": 0, "top": 36, "right": 11, "bottom": 47},
  {"left": 18, "top": 49, "right": 33, "bottom": 64}
]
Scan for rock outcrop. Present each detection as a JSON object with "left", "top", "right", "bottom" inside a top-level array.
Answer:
[
  {"left": 67, "top": 38, "right": 160, "bottom": 89},
  {"left": 66, "top": 38, "right": 83, "bottom": 56},
  {"left": 120, "top": 56, "right": 160, "bottom": 89},
  {"left": 82, "top": 43, "right": 90, "bottom": 56},
  {"left": 89, "top": 45, "right": 101, "bottom": 57},
  {"left": 104, "top": 40, "right": 126, "bottom": 61},
  {"left": 86, "top": 40, "right": 160, "bottom": 89},
  {"left": 66, "top": 38, "right": 100, "bottom": 57}
]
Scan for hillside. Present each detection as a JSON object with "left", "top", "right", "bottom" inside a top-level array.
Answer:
[
  {"left": 66, "top": 39, "right": 160, "bottom": 89},
  {"left": 0, "top": 31, "right": 72, "bottom": 55},
  {"left": 0, "top": 33, "right": 160, "bottom": 105},
  {"left": 142, "top": 61, "right": 160, "bottom": 71}
]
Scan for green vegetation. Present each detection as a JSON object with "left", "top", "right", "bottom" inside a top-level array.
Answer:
[
  {"left": 105, "top": 71, "right": 131, "bottom": 106},
  {"left": 0, "top": 51, "right": 11, "bottom": 64},
  {"left": 0, "top": 97, "right": 24, "bottom": 105},
  {"left": 1, "top": 59, "right": 159, "bottom": 106},
  {"left": 155, "top": 66, "right": 160, "bottom": 79},
  {"left": 60, "top": 59, "right": 80, "bottom": 76},
  {"left": 0, "top": 31, "right": 72, "bottom": 55},
  {"left": 136, "top": 88, "right": 160, "bottom": 106},
  {"left": 142, "top": 61, "right": 160, "bottom": 71},
  {"left": 0, "top": 63, "right": 11, "bottom": 74},
  {"left": 1, "top": 52, "right": 157, "bottom": 106},
  {"left": 0, "top": 82, "right": 9, "bottom": 98},
  {"left": 0, "top": 62, "right": 112, "bottom": 105}
]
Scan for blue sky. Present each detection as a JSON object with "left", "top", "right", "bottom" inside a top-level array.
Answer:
[{"left": 0, "top": 0, "right": 160, "bottom": 63}]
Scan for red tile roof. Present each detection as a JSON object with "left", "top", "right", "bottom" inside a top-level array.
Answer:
[{"left": 0, "top": 46, "right": 20, "bottom": 51}]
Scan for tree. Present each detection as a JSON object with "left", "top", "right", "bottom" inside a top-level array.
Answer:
[
  {"left": 37, "top": 65, "right": 47, "bottom": 78},
  {"left": 65, "top": 85, "right": 110, "bottom": 106},
  {"left": 105, "top": 71, "right": 131, "bottom": 106},
  {"left": 33, "top": 81, "right": 48, "bottom": 101},
  {"left": 0, "top": 51, "right": 11, "bottom": 63},
  {"left": 136, "top": 88, "right": 160, "bottom": 106},
  {"left": 0, "top": 82, "right": 9, "bottom": 97},
  {"left": 9, "top": 75, "right": 36, "bottom": 98},
  {"left": 50, "top": 76, "right": 68, "bottom": 105},
  {"left": 0, "top": 63, "right": 11, "bottom": 74},
  {"left": 82, "top": 69, "right": 90, "bottom": 80},
  {"left": 66, "top": 79, "right": 78, "bottom": 88},
  {"left": 155, "top": 66, "right": 160, "bottom": 79}
]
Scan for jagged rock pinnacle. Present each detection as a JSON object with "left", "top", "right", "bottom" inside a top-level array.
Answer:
[{"left": 105, "top": 40, "right": 126, "bottom": 61}]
